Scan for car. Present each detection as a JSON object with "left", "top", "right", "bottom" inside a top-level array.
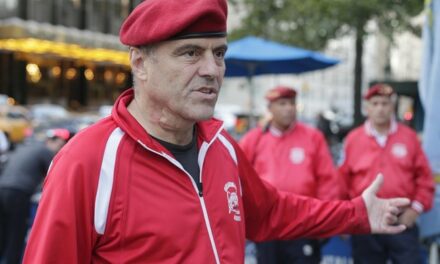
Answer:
[
  {"left": 98, "top": 105, "right": 113, "bottom": 118},
  {"left": 0, "top": 105, "right": 31, "bottom": 143},
  {"left": 29, "top": 104, "right": 69, "bottom": 122}
]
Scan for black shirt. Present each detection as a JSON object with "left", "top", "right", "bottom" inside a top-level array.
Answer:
[{"left": 152, "top": 133, "right": 202, "bottom": 195}]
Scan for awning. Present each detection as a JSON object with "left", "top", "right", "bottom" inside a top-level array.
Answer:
[{"left": 0, "top": 18, "right": 129, "bottom": 66}]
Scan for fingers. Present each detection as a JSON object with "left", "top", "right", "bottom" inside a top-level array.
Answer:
[
  {"left": 388, "top": 205, "right": 400, "bottom": 216},
  {"left": 388, "top": 198, "right": 410, "bottom": 208},
  {"left": 382, "top": 224, "right": 407, "bottom": 234},
  {"left": 364, "top": 173, "right": 384, "bottom": 195},
  {"left": 385, "top": 213, "right": 398, "bottom": 225}
]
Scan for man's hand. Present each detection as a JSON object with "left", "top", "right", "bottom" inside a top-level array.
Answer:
[
  {"left": 398, "top": 207, "right": 419, "bottom": 228},
  {"left": 362, "top": 173, "right": 410, "bottom": 234}
]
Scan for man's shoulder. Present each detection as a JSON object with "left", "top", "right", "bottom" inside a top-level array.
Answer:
[
  {"left": 344, "top": 124, "right": 365, "bottom": 142},
  {"left": 396, "top": 123, "right": 417, "bottom": 136},
  {"left": 240, "top": 126, "right": 265, "bottom": 142},
  {"left": 61, "top": 117, "right": 120, "bottom": 158}
]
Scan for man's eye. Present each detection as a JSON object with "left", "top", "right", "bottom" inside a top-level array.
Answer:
[
  {"left": 183, "top": 50, "right": 198, "bottom": 57},
  {"left": 215, "top": 50, "right": 226, "bottom": 59}
]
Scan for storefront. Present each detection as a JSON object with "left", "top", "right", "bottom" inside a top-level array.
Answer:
[{"left": 0, "top": 18, "right": 132, "bottom": 109}]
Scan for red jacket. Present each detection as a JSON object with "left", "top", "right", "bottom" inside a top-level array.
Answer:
[
  {"left": 339, "top": 122, "right": 435, "bottom": 213},
  {"left": 23, "top": 89, "right": 370, "bottom": 264},
  {"left": 239, "top": 123, "right": 341, "bottom": 200}
]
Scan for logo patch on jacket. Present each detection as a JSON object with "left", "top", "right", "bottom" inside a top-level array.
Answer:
[
  {"left": 391, "top": 143, "right": 407, "bottom": 158},
  {"left": 224, "top": 182, "right": 241, "bottom": 222},
  {"left": 290, "top": 147, "right": 305, "bottom": 164}
]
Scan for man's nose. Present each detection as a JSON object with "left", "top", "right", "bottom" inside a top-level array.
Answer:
[{"left": 199, "top": 53, "right": 222, "bottom": 79}]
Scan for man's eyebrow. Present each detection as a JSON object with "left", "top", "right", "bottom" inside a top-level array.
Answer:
[
  {"left": 172, "top": 43, "right": 228, "bottom": 55},
  {"left": 172, "top": 44, "right": 202, "bottom": 55},
  {"left": 214, "top": 44, "right": 228, "bottom": 51}
]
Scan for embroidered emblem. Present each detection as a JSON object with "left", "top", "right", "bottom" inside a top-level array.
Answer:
[
  {"left": 224, "top": 182, "right": 241, "bottom": 222},
  {"left": 290, "top": 147, "right": 305, "bottom": 164},
  {"left": 391, "top": 143, "right": 407, "bottom": 158}
]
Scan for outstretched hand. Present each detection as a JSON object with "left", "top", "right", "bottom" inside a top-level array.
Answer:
[{"left": 362, "top": 173, "right": 410, "bottom": 234}]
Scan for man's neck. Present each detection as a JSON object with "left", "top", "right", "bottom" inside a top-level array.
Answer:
[
  {"left": 127, "top": 98, "right": 194, "bottom": 145},
  {"left": 371, "top": 121, "right": 391, "bottom": 135},
  {"left": 270, "top": 120, "right": 295, "bottom": 133}
]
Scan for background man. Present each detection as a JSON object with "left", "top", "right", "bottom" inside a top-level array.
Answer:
[
  {"left": 23, "top": 1, "right": 409, "bottom": 263},
  {"left": 339, "top": 83, "right": 435, "bottom": 264},
  {"left": 240, "top": 86, "right": 341, "bottom": 264},
  {"left": 0, "top": 128, "right": 71, "bottom": 264}
]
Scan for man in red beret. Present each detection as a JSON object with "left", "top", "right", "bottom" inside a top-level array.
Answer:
[
  {"left": 23, "top": 1, "right": 410, "bottom": 263},
  {"left": 240, "top": 86, "right": 341, "bottom": 264},
  {"left": 339, "top": 83, "right": 435, "bottom": 264}
]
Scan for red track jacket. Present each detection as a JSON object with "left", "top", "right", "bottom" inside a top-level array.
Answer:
[
  {"left": 23, "top": 89, "right": 370, "bottom": 264},
  {"left": 239, "top": 123, "right": 341, "bottom": 200},
  {"left": 339, "top": 122, "right": 435, "bottom": 213}
]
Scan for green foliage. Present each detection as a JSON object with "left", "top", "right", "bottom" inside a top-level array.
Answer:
[{"left": 230, "top": 0, "right": 424, "bottom": 50}]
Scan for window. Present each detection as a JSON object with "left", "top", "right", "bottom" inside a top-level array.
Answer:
[
  {"left": 0, "top": 0, "right": 18, "bottom": 18},
  {"left": 86, "top": 0, "right": 107, "bottom": 32}
]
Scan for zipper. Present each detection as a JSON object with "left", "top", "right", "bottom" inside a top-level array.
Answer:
[{"left": 137, "top": 138, "right": 221, "bottom": 264}]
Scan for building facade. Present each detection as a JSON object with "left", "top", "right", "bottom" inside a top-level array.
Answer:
[{"left": 0, "top": 0, "right": 144, "bottom": 108}]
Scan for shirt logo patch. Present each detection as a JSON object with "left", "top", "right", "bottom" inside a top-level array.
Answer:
[
  {"left": 224, "top": 182, "right": 241, "bottom": 222},
  {"left": 391, "top": 143, "right": 407, "bottom": 158},
  {"left": 290, "top": 147, "right": 305, "bottom": 164}
]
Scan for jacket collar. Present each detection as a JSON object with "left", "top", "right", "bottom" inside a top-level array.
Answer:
[
  {"left": 364, "top": 118, "right": 397, "bottom": 137},
  {"left": 112, "top": 89, "right": 224, "bottom": 152},
  {"left": 269, "top": 121, "right": 296, "bottom": 137}
]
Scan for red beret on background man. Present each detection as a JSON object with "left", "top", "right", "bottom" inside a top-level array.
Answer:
[
  {"left": 46, "top": 128, "right": 72, "bottom": 142},
  {"left": 120, "top": 0, "right": 228, "bottom": 46},
  {"left": 363, "top": 83, "right": 395, "bottom": 100},
  {"left": 265, "top": 85, "right": 297, "bottom": 103}
]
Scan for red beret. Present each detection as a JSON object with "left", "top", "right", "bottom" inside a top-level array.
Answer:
[
  {"left": 265, "top": 86, "right": 297, "bottom": 102},
  {"left": 120, "top": 0, "right": 228, "bottom": 46},
  {"left": 364, "top": 83, "right": 394, "bottom": 100}
]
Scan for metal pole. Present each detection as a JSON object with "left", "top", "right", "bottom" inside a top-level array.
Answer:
[
  {"left": 429, "top": 241, "right": 439, "bottom": 264},
  {"left": 246, "top": 63, "right": 257, "bottom": 129}
]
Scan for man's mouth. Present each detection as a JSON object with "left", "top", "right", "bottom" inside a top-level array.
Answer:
[{"left": 198, "top": 87, "right": 217, "bottom": 95}]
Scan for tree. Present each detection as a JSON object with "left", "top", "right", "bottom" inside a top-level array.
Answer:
[{"left": 230, "top": 0, "right": 423, "bottom": 126}]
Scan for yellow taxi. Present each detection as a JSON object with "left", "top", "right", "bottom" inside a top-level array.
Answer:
[{"left": 0, "top": 104, "right": 31, "bottom": 143}]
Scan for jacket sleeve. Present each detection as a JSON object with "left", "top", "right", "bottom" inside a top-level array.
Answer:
[
  {"left": 313, "top": 131, "right": 342, "bottom": 200},
  {"left": 229, "top": 136, "right": 371, "bottom": 242},
  {"left": 411, "top": 138, "right": 435, "bottom": 212},
  {"left": 22, "top": 150, "right": 99, "bottom": 263}
]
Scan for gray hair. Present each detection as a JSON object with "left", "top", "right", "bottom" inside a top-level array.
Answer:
[
  {"left": 139, "top": 44, "right": 158, "bottom": 62},
  {"left": 130, "top": 44, "right": 158, "bottom": 88}
]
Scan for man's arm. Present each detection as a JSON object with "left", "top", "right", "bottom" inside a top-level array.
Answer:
[
  {"left": 398, "top": 138, "right": 435, "bottom": 227},
  {"left": 231, "top": 137, "right": 408, "bottom": 241},
  {"left": 411, "top": 139, "right": 435, "bottom": 213}
]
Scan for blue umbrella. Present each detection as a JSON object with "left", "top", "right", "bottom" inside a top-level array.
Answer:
[
  {"left": 225, "top": 36, "right": 339, "bottom": 77},
  {"left": 224, "top": 36, "right": 339, "bottom": 125}
]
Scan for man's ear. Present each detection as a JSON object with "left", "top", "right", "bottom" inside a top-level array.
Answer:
[{"left": 130, "top": 47, "right": 148, "bottom": 81}]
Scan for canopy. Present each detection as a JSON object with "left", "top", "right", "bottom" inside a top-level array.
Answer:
[
  {"left": 225, "top": 36, "right": 339, "bottom": 77},
  {"left": 223, "top": 36, "right": 340, "bottom": 125}
]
